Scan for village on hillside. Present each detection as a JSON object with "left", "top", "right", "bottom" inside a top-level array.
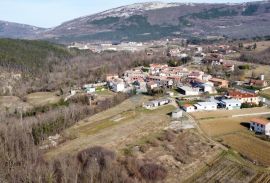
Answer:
[{"left": 68, "top": 42, "right": 270, "bottom": 138}]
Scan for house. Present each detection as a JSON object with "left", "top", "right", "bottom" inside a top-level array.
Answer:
[
  {"left": 188, "top": 71, "right": 204, "bottom": 80},
  {"left": 178, "top": 86, "right": 200, "bottom": 96},
  {"left": 110, "top": 79, "right": 125, "bottom": 92},
  {"left": 146, "top": 81, "right": 158, "bottom": 90},
  {"left": 200, "top": 82, "right": 216, "bottom": 94},
  {"left": 227, "top": 90, "right": 260, "bottom": 104},
  {"left": 194, "top": 102, "right": 217, "bottom": 111},
  {"left": 83, "top": 84, "right": 96, "bottom": 94},
  {"left": 223, "top": 63, "right": 235, "bottom": 72},
  {"left": 249, "top": 79, "right": 268, "bottom": 88},
  {"left": 143, "top": 98, "right": 170, "bottom": 109},
  {"left": 172, "top": 109, "right": 183, "bottom": 119},
  {"left": 182, "top": 104, "right": 195, "bottom": 112},
  {"left": 220, "top": 99, "right": 241, "bottom": 110},
  {"left": 209, "top": 78, "right": 229, "bottom": 88},
  {"left": 250, "top": 118, "right": 270, "bottom": 136}
]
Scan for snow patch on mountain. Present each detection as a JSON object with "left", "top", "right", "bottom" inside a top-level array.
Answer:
[{"left": 94, "top": 2, "right": 181, "bottom": 19}]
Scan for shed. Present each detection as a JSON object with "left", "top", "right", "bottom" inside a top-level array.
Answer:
[{"left": 172, "top": 109, "right": 183, "bottom": 119}]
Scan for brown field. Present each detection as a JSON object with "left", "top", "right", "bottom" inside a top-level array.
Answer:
[
  {"left": 261, "top": 89, "right": 270, "bottom": 95},
  {"left": 45, "top": 95, "right": 176, "bottom": 159},
  {"left": 186, "top": 155, "right": 257, "bottom": 183},
  {"left": 244, "top": 41, "right": 270, "bottom": 52},
  {"left": 260, "top": 89, "right": 270, "bottom": 99},
  {"left": 199, "top": 117, "right": 249, "bottom": 137},
  {"left": 221, "top": 133, "right": 270, "bottom": 167},
  {"left": 224, "top": 60, "right": 270, "bottom": 81},
  {"left": 26, "top": 92, "right": 61, "bottom": 106},
  {"left": 192, "top": 107, "right": 270, "bottom": 120}
]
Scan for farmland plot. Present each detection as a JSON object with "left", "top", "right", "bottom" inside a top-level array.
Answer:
[
  {"left": 188, "top": 157, "right": 256, "bottom": 183},
  {"left": 221, "top": 133, "right": 270, "bottom": 167}
]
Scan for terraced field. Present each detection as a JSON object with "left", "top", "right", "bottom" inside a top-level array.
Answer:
[
  {"left": 250, "top": 173, "right": 270, "bottom": 183},
  {"left": 188, "top": 157, "right": 256, "bottom": 183},
  {"left": 221, "top": 133, "right": 270, "bottom": 167}
]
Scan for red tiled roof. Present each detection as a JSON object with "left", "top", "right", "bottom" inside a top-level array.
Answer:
[
  {"left": 183, "top": 104, "right": 193, "bottom": 108},
  {"left": 251, "top": 118, "right": 270, "bottom": 125},
  {"left": 228, "top": 90, "right": 257, "bottom": 98}
]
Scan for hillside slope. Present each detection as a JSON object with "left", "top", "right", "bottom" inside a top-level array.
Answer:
[
  {"left": 0, "top": 20, "right": 44, "bottom": 39},
  {"left": 1, "top": 1, "right": 270, "bottom": 42},
  {"left": 0, "top": 39, "right": 72, "bottom": 72},
  {"left": 43, "top": 1, "right": 270, "bottom": 42}
]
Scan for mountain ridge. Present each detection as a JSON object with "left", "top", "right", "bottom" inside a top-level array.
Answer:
[{"left": 1, "top": 1, "right": 270, "bottom": 42}]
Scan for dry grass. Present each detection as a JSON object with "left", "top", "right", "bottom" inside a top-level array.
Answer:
[
  {"left": 45, "top": 95, "right": 176, "bottom": 159},
  {"left": 224, "top": 60, "right": 270, "bottom": 81},
  {"left": 192, "top": 107, "right": 270, "bottom": 120},
  {"left": 221, "top": 133, "right": 270, "bottom": 167},
  {"left": 199, "top": 117, "right": 249, "bottom": 137},
  {"left": 244, "top": 41, "right": 270, "bottom": 52},
  {"left": 197, "top": 108, "right": 270, "bottom": 167},
  {"left": 26, "top": 92, "right": 61, "bottom": 106}
]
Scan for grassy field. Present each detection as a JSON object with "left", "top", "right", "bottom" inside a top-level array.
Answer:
[
  {"left": 199, "top": 117, "right": 249, "bottom": 137},
  {"left": 260, "top": 89, "right": 270, "bottom": 99},
  {"left": 244, "top": 41, "right": 270, "bottom": 52},
  {"left": 45, "top": 95, "right": 176, "bottom": 159},
  {"left": 197, "top": 108, "right": 270, "bottom": 167},
  {"left": 192, "top": 107, "right": 270, "bottom": 120},
  {"left": 224, "top": 60, "right": 270, "bottom": 81},
  {"left": 26, "top": 92, "right": 61, "bottom": 107},
  {"left": 221, "top": 133, "right": 270, "bottom": 167},
  {"left": 186, "top": 153, "right": 257, "bottom": 183}
]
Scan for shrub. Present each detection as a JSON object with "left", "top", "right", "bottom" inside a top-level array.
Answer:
[{"left": 139, "top": 163, "right": 167, "bottom": 181}]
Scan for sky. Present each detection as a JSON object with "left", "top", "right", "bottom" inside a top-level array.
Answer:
[{"left": 0, "top": 0, "right": 259, "bottom": 28}]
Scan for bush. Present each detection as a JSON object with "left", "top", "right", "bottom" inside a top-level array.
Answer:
[
  {"left": 238, "top": 65, "right": 250, "bottom": 70},
  {"left": 139, "top": 163, "right": 167, "bottom": 181},
  {"left": 241, "top": 102, "right": 259, "bottom": 108}
]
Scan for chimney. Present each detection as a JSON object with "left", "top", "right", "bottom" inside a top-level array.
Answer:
[{"left": 260, "top": 74, "right": 265, "bottom": 81}]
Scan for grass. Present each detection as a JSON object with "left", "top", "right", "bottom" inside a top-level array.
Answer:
[
  {"left": 26, "top": 92, "right": 61, "bottom": 107},
  {"left": 221, "top": 133, "right": 270, "bottom": 167},
  {"left": 260, "top": 89, "right": 270, "bottom": 100},
  {"left": 192, "top": 107, "right": 270, "bottom": 120},
  {"left": 199, "top": 117, "right": 249, "bottom": 137},
  {"left": 197, "top": 108, "right": 270, "bottom": 167},
  {"left": 45, "top": 98, "right": 175, "bottom": 159}
]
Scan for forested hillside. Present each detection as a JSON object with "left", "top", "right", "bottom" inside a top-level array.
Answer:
[{"left": 0, "top": 39, "right": 72, "bottom": 72}]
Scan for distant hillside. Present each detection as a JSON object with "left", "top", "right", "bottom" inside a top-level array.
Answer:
[
  {"left": 0, "top": 39, "right": 72, "bottom": 72},
  {"left": 43, "top": 1, "right": 270, "bottom": 43},
  {"left": 0, "top": 1, "right": 270, "bottom": 42},
  {"left": 0, "top": 20, "right": 44, "bottom": 38}
]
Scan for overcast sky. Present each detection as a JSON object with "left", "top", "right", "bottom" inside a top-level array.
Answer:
[{"left": 0, "top": 0, "right": 258, "bottom": 28}]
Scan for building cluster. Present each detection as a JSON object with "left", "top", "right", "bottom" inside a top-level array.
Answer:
[
  {"left": 182, "top": 89, "right": 261, "bottom": 112},
  {"left": 105, "top": 64, "right": 228, "bottom": 95}
]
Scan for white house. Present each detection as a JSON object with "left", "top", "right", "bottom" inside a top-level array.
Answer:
[
  {"left": 201, "top": 82, "right": 216, "bottom": 94},
  {"left": 178, "top": 86, "right": 200, "bottom": 96},
  {"left": 194, "top": 102, "right": 217, "bottom": 111},
  {"left": 250, "top": 118, "right": 270, "bottom": 136},
  {"left": 143, "top": 98, "right": 170, "bottom": 109},
  {"left": 182, "top": 104, "right": 195, "bottom": 112},
  {"left": 220, "top": 99, "right": 241, "bottom": 110},
  {"left": 172, "top": 109, "right": 183, "bottom": 119},
  {"left": 111, "top": 79, "right": 125, "bottom": 92}
]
